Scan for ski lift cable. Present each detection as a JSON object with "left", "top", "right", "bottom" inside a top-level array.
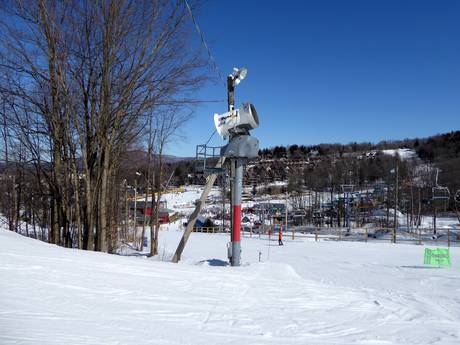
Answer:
[
  {"left": 203, "top": 128, "right": 217, "bottom": 146},
  {"left": 183, "top": 0, "right": 224, "bottom": 156},
  {"left": 183, "top": 0, "right": 227, "bottom": 89},
  {"left": 196, "top": 128, "right": 217, "bottom": 157}
]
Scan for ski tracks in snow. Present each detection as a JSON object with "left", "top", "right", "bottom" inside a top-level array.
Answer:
[{"left": 1, "top": 229, "right": 460, "bottom": 344}]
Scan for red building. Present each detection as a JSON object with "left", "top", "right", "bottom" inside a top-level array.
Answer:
[{"left": 129, "top": 201, "right": 172, "bottom": 224}]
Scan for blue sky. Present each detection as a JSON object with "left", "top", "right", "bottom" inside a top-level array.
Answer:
[{"left": 168, "top": 0, "right": 460, "bottom": 157}]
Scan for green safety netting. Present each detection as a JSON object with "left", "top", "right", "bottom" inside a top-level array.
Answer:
[{"left": 424, "top": 248, "right": 451, "bottom": 267}]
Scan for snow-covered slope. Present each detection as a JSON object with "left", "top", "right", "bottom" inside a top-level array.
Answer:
[
  {"left": 1, "top": 229, "right": 460, "bottom": 345},
  {"left": 162, "top": 185, "right": 221, "bottom": 214},
  {"left": 381, "top": 148, "right": 417, "bottom": 160}
]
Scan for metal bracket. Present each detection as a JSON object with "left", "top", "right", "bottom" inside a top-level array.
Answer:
[
  {"left": 196, "top": 144, "right": 226, "bottom": 174},
  {"left": 220, "top": 135, "right": 259, "bottom": 159}
]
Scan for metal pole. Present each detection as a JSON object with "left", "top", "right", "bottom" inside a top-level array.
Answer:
[
  {"left": 393, "top": 166, "right": 398, "bottom": 243},
  {"left": 134, "top": 179, "right": 137, "bottom": 236},
  {"left": 222, "top": 176, "right": 225, "bottom": 232},
  {"left": 347, "top": 192, "right": 351, "bottom": 233},
  {"left": 124, "top": 181, "right": 128, "bottom": 241},
  {"left": 231, "top": 158, "right": 243, "bottom": 266},
  {"left": 285, "top": 191, "right": 289, "bottom": 239},
  {"left": 227, "top": 75, "right": 234, "bottom": 112},
  {"left": 227, "top": 75, "right": 235, "bottom": 260}
]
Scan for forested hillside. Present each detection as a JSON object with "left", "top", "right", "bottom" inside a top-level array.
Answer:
[{"left": 172, "top": 131, "right": 460, "bottom": 190}]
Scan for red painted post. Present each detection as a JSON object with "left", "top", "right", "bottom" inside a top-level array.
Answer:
[{"left": 231, "top": 159, "right": 243, "bottom": 266}]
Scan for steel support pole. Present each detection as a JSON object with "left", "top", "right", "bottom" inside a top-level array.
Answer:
[
  {"left": 134, "top": 179, "right": 137, "bottom": 231},
  {"left": 231, "top": 158, "right": 243, "bottom": 266},
  {"left": 227, "top": 75, "right": 235, "bottom": 257},
  {"left": 347, "top": 192, "right": 351, "bottom": 233},
  {"left": 345, "top": 192, "right": 349, "bottom": 231},
  {"left": 285, "top": 191, "right": 289, "bottom": 238},
  {"left": 227, "top": 76, "right": 234, "bottom": 112},
  {"left": 393, "top": 166, "right": 398, "bottom": 243}
]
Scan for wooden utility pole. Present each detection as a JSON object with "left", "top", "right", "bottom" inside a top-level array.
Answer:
[{"left": 172, "top": 157, "right": 226, "bottom": 263}]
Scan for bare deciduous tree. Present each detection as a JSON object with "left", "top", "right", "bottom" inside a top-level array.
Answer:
[{"left": 0, "top": 0, "right": 206, "bottom": 253}]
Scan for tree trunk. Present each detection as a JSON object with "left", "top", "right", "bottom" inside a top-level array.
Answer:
[
  {"left": 84, "top": 176, "right": 95, "bottom": 251},
  {"left": 150, "top": 168, "right": 157, "bottom": 256},
  {"left": 98, "top": 146, "right": 110, "bottom": 252}
]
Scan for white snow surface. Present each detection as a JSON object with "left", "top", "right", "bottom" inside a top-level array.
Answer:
[
  {"left": 161, "top": 185, "right": 221, "bottom": 214},
  {"left": 1, "top": 228, "right": 460, "bottom": 345},
  {"left": 381, "top": 148, "right": 417, "bottom": 160}
]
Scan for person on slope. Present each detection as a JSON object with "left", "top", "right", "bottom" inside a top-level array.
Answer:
[{"left": 278, "top": 225, "right": 284, "bottom": 246}]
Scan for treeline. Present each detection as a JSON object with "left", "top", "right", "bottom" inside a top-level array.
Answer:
[
  {"left": 416, "top": 131, "right": 460, "bottom": 161},
  {"left": 415, "top": 131, "right": 460, "bottom": 197},
  {"left": 172, "top": 130, "right": 460, "bottom": 194},
  {"left": 255, "top": 131, "right": 460, "bottom": 193},
  {"left": 258, "top": 131, "right": 460, "bottom": 161},
  {"left": 241, "top": 131, "right": 460, "bottom": 222},
  {"left": 0, "top": 0, "right": 204, "bottom": 254}
]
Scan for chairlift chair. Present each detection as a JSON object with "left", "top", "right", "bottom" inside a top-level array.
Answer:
[
  {"left": 431, "top": 168, "right": 450, "bottom": 200},
  {"left": 432, "top": 186, "right": 450, "bottom": 200},
  {"left": 341, "top": 184, "right": 354, "bottom": 193}
]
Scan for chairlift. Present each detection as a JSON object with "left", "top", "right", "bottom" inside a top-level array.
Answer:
[
  {"left": 432, "top": 186, "right": 450, "bottom": 213},
  {"left": 432, "top": 186, "right": 450, "bottom": 200},
  {"left": 341, "top": 184, "right": 354, "bottom": 193},
  {"left": 431, "top": 168, "right": 450, "bottom": 201}
]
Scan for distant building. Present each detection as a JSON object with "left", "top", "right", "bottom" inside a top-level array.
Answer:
[
  {"left": 129, "top": 200, "right": 172, "bottom": 224},
  {"left": 254, "top": 203, "right": 285, "bottom": 214}
]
